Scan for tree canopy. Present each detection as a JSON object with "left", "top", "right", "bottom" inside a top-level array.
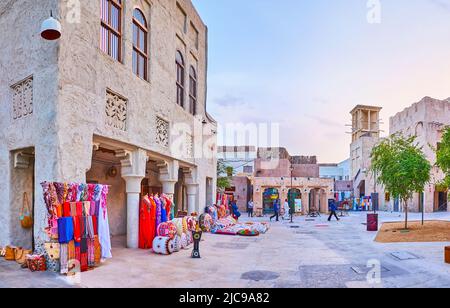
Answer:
[
  {"left": 371, "top": 134, "right": 431, "bottom": 229},
  {"left": 217, "top": 159, "right": 233, "bottom": 190},
  {"left": 436, "top": 127, "right": 450, "bottom": 189}
]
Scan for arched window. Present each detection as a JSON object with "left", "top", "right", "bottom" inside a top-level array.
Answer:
[
  {"left": 100, "top": 0, "right": 122, "bottom": 61},
  {"left": 176, "top": 51, "right": 185, "bottom": 107},
  {"left": 189, "top": 66, "right": 197, "bottom": 115},
  {"left": 132, "top": 9, "right": 148, "bottom": 80}
]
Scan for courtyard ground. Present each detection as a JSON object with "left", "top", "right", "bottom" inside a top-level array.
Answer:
[{"left": 2, "top": 211, "right": 450, "bottom": 288}]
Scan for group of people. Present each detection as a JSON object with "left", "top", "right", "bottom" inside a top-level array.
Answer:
[{"left": 246, "top": 198, "right": 341, "bottom": 222}]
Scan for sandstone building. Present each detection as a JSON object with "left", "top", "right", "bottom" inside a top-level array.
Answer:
[
  {"left": 252, "top": 148, "right": 334, "bottom": 216},
  {"left": 350, "top": 105, "right": 386, "bottom": 209},
  {"left": 0, "top": 0, "right": 217, "bottom": 250},
  {"left": 390, "top": 97, "right": 450, "bottom": 213}
]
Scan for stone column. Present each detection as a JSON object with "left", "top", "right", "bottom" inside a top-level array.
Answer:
[
  {"left": 186, "top": 183, "right": 199, "bottom": 215},
  {"left": 320, "top": 189, "right": 328, "bottom": 213},
  {"left": 314, "top": 189, "right": 320, "bottom": 212},
  {"left": 117, "top": 149, "right": 147, "bottom": 249},
  {"left": 182, "top": 167, "right": 199, "bottom": 215},
  {"left": 302, "top": 189, "right": 310, "bottom": 215}
]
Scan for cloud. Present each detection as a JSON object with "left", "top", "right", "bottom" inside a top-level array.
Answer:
[
  {"left": 429, "top": 0, "right": 450, "bottom": 11},
  {"left": 213, "top": 94, "right": 246, "bottom": 107}
]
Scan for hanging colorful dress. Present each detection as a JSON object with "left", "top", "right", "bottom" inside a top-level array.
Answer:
[
  {"left": 97, "top": 185, "right": 112, "bottom": 259},
  {"left": 139, "top": 195, "right": 153, "bottom": 249},
  {"left": 149, "top": 196, "right": 157, "bottom": 241},
  {"left": 155, "top": 195, "right": 162, "bottom": 228}
]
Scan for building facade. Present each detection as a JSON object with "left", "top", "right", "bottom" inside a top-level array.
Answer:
[
  {"left": 319, "top": 159, "right": 351, "bottom": 181},
  {"left": 252, "top": 148, "right": 334, "bottom": 216},
  {"left": 217, "top": 146, "right": 256, "bottom": 211},
  {"left": 350, "top": 105, "right": 387, "bottom": 210},
  {"left": 389, "top": 97, "right": 450, "bottom": 213},
  {"left": 0, "top": 0, "right": 217, "bottom": 250}
]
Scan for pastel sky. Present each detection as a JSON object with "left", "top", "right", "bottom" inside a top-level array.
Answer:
[{"left": 192, "top": 0, "right": 450, "bottom": 163}]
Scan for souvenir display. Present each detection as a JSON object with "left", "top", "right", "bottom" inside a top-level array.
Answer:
[
  {"left": 26, "top": 255, "right": 47, "bottom": 272},
  {"left": 181, "top": 232, "right": 189, "bottom": 249},
  {"left": 237, "top": 229, "right": 260, "bottom": 237},
  {"left": 40, "top": 182, "right": 111, "bottom": 274},
  {"left": 172, "top": 218, "right": 184, "bottom": 236},
  {"left": 172, "top": 235, "right": 182, "bottom": 252},
  {"left": 152, "top": 236, "right": 174, "bottom": 255},
  {"left": 199, "top": 214, "right": 213, "bottom": 232}
]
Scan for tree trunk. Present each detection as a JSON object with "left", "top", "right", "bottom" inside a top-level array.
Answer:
[{"left": 404, "top": 199, "right": 408, "bottom": 230}]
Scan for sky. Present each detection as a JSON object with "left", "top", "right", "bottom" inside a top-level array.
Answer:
[{"left": 192, "top": 0, "right": 450, "bottom": 163}]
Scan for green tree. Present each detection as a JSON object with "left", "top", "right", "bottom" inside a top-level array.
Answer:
[
  {"left": 436, "top": 127, "right": 450, "bottom": 189},
  {"left": 217, "top": 159, "right": 233, "bottom": 190},
  {"left": 371, "top": 134, "right": 431, "bottom": 230}
]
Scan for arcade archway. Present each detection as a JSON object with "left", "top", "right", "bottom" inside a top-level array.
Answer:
[{"left": 263, "top": 188, "right": 279, "bottom": 215}]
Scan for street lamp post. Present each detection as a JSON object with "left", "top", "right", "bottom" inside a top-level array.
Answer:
[{"left": 290, "top": 166, "right": 294, "bottom": 223}]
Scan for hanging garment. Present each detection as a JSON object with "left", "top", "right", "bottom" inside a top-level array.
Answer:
[
  {"left": 88, "top": 184, "right": 95, "bottom": 202},
  {"left": 149, "top": 196, "right": 158, "bottom": 235},
  {"left": 72, "top": 216, "right": 82, "bottom": 243},
  {"left": 69, "top": 202, "right": 77, "bottom": 217},
  {"left": 92, "top": 216, "right": 98, "bottom": 236},
  {"left": 161, "top": 197, "right": 168, "bottom": 223},
  {"left": 63, "top": 202, "right": 71, "bottom": 217},
  {"left": 88, "top": 239, "right": 95, "bottom": 267},
  {"left": 155, "top": 195, "right": 162, "bottom": 228},
  {"left": 98, "top": 185, "right": 112, "bottom": 259},
  {"left": 68, "top": 241, "right": 76, "bottom": 262},
  {"left": 55, "top": 204, "right": 63, "bottom": 218},
  {"left": 75, "top": 202, "right": 83, "bottom": 217},
  {"left": 60, "top": 243, "right": 69, "bottom": 274},
  {"left": 94, "top": 236, "right": 101, "bottom": 266},
  {"left": 164, "top": 196, "right": 173, "bottom": 221},
  {"left": 58, "top": 217, "right": 74, "bottom": 244},
  {"left": 139, "top": 195, "right": 153, "bottom": 250},
  {"left": 80, "top": 252, "right": 88, "bottom": 272},
  {"left": 86, "top": 216, "right": 95, "bottom": 239},
  {"left": 54, "top": 183, "right": 65, "bottom": 205},
  {"left": 89, "top": 201, "right": 96, "bottom": 216},
  {"left": 83, "top": 202, "right": 91, "bottom": 216}
]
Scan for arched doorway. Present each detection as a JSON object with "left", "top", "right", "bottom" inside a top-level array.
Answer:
[
  {"left": 263, "top": 188, "right": 279, "bottom": 215},
  {"left": 288, "top": 189, "right": 302, "bottom": 213}
]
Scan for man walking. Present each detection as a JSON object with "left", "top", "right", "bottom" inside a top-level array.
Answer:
[
  {"left": 283, "top": 199, "right": 290, "bottom": 220},
  {"left": 248, "top": 199, "right": 254, "bottom": 218},
  {"left": 328, "top": 199, "right": 340, "bottom": 222},
  {"left": 270, "top": 199, "right": 280, "bottom": 222}
]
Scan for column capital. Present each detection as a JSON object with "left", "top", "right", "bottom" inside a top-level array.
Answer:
[
  {"left": 158, "top": 159, "right": 179, "bottom": 183},
  {"left": 117, "top": 148, "right": 148, "bottom": 178}
]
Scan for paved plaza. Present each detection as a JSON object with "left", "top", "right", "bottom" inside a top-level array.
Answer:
[{"left": 2, "top": 211, "right": 450, "bottom": 288}]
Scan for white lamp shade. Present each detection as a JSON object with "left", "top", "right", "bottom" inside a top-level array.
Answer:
[{"left": 41, "top": 16, "right": 61, "bottom": 40}]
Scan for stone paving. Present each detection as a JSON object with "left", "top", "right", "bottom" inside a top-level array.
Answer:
[{"left": 2, "top": 211, "right": 450, "bottom": 288}]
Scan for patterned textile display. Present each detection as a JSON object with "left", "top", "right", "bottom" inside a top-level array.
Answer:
[
  {"left": 40, "top": 182, "right": 110, "bottom": 274},
  {"left": 199, "top": 214, "right": 213, "bottom": 232},
  {"left": 26, "top": 255, "right": 47, "bottom": 272},
  {"left": 157, "top": 222, "right": 177, "bottom": 240},
  {"left": 210, "top": 216, "right": 269, "bottom": 236},
  {"left": 152, "top": 237, "right": 174, "bottom": 255},
  {"left": 172, "top": 235, "right": 181, "bottom": 252},
  {"left": 186, "top": 216, "right": 197, "bottom": 232},
  {"left": 172, "top": 218, "right": 183, "bottom": 236},
  {"left": 237, "top": 229, "right": 260, "bottom": 237},
  {"left": 180, "top": 233, "right": 189, "bottom": 249},
  {"left": 182, "top": 217, "right": 188, "bottom": 233}
]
